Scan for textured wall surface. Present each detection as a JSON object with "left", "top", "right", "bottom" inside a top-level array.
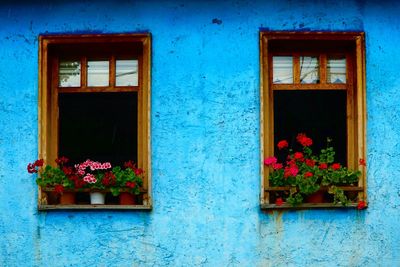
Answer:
[{"left": 0, "top": 0, "right": 400, "bottom": 266}]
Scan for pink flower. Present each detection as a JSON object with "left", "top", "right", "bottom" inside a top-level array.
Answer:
[
  {"left": 103, "top": 162, "right": 112, "bottom": 169},
  {"left": 359, "top": 159, "right": 366, "bottom": 166},
  {"left": 264, "top": 157, "right": 277, "bottom": 166},
  {"left": 83, "top": 174, "right": 97, "bottom": 184}
]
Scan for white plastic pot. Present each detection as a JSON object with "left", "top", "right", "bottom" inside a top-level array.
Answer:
[{"left": 90, "top": 192, "right": 105, "bottom": 204}]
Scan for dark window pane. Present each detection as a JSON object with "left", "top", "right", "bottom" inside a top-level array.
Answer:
[
  {"left": 273, "top": 90, "right": 347, "bottom": 165},
  {"left": 59, "top": 92, "right": 137, "bottom": 166}
]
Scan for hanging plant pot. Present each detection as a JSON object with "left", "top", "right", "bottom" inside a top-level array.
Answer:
[
  {"left": 90, "top": 192, "right": 105, "bottom": 204},
  {"left": 306, "top": 190, "right": 325, "bottom": 203},
  {"left": 59, "top": 192, "right": 76, "bottom": 205},
  {"left": 119, "top": 192, "right": 136, "bottom": 205}
]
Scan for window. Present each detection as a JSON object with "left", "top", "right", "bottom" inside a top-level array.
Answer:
[
  {"left": 38, "top": 34, "right": 151, "bottom": 210},
  {"left": 260, "top": 32, "right": 366, "bottom": 209}
]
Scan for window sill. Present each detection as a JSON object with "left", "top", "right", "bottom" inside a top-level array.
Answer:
[{"left": 38, "top": 204, "right": 152, "bottom": 211}]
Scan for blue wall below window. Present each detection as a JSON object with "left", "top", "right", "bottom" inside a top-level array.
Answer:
[{"left": 0, "top": 0, "right": 400, "bottom": 266}]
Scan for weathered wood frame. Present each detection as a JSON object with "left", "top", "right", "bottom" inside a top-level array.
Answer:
[
  {"left": 259, "top": 31, "right": 366, "bottom": 209},
  {"left": 38, "top": 34, "right": 152, "bottom": 210}
]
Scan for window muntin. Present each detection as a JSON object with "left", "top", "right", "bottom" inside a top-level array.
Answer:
[{"left": 260, "top": 32, "right": 367, "bottom": 209}]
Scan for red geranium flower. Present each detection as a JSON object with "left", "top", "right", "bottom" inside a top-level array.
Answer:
[
  {"left": 27, "top": 159, "right": 44, "bottom": 173},
  {"left": 264, "top": 157, "right": 277, "bottom": 166},
  {"left": 357, "top": 200, "right": 366, "bottom": 210},
  {"left": 304, "top": 172, "right": 313, "bottom": 178},
  {"left": 74, "top": 179, "right": 87, "bottom": 189},
  {"left": 296, "top": 133, "right": 313, "bottom": 147},
  {"left": 34, "top": 159, "right": 44, "bottom": 167},
  {"left": 319, "top": 163, "right": 328, "bottom": 170},
  {"left": 27, "top": 163, "right": 37, "bottom": 173},
  {"left": 331, "top": 163, "right": 341, "bottom": 170},
  {"left": 305, "top": 159, "right": 316, "bottom": 167},
  {"left": 272, "top": 163, "right": 283, "bottom": 170},
  {"left": 294, "top": 152, "right": 304, "bottom": 160},
  {"left": 277, "top": 140, "right": 289, "bottom": 150},
  {"left": 126, "top": 181, "right": 136, "bottom": 188},
  {"left": 124, "top": 160, "right": 136, "bottom": 170},
  {"left": 284, "top": 165, "right": 299, "bottom": 178},
  {"left": 102, "top": 172, "right": 116, "bottom": 186},
  {"left": 54, "top": 184, "right": 64, "bottom": 194},
  {"left": 55, "top": 156, "right": 69, "bottom": 165},
  {"left": 276, "top": 197, "right": 284, "bottom": 206},
  {"left": 134, "top": 168, "right": 144, "bottom": 176},
  {"left": 62, "top": 166, "right": 73, "bottom": 176},
  {"left": 359, "top": 158, "right": 366, "bottom": 166}
]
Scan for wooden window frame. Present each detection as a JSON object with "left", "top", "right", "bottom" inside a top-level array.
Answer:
[
  {"left": 38, "top": 34, "right": 152, "bottom": 210},
  {"left": 259, "top": 31, "right": 367, "bottom": 209}
]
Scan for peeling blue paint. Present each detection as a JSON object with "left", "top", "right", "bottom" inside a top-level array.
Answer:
[{"left": 1, "top": 0, "right": 400, "bottom": 266}]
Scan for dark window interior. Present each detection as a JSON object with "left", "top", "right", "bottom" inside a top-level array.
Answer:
[
  {"left": 273, "top": 90, "right": 347, "bottom": 165},
  {"left": 59, "top": 92, "right": 137, "bottom": 166}
]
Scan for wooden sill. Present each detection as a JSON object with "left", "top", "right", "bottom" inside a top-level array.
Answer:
[
  {"left": 38, "top": 204, "right": 152, "bottom": 211},
  {"left": 260, "top": 202, "right": 367, "bottom": 210}
]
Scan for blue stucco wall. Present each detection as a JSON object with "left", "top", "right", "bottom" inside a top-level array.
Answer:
[{"left": 0, "top": 0, "right": 400, "bottom": 266}]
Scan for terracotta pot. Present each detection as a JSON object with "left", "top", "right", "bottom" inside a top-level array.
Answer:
[
  {"left": 90, "top": 192, "right": 106, "bottom": 204},
  {"left": 59, "top": 192, "right": 76, "bottom": 205},
  {"left": 119, "top": 192, "right": 136, "bottom": 205},
  {"left": 306, "top": 191, "right": 325, "bottom": 203}
]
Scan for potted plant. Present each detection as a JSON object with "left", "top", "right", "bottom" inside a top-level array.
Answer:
[
  {"left": 110, "top": 161, "right": 144, "bottom": 205},
  {"left": 74, "top": 159, "right": 113, "bottom": 204},
  {"left": 27, "top": 157, "right": 78, "bottom": 204},
  {"left": 264, "top": 133, "right": 364, "bottom": 207}
]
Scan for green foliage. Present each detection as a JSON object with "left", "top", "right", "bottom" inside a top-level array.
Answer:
[
  {"left": 266, "top": 135, "right": 362, "bottom": 206},
  {"left": 110, "top": 167, "right": 143, "bottom": 196},
  {"left": 36, "top": 165, "right": 74, "bottom": 189}
]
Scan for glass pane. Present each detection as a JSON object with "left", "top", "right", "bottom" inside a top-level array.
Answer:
[
  {"left": 59, "top": 60, "right": 81, "bottom": 87},
  {"left": 87, "top": 60, "right": 109, "bottom": 87},
  {"left": 273, "top": 56, "right": 293, "bottom": 84},
  {"left": 300, "top": 56, "right": 319, "bottom": 84},
  {"left": 328, "top": 57, "right": 346, "bottom": 83},
  {"left": 116, "top": 60, "right": 139, "bottom": 86}
]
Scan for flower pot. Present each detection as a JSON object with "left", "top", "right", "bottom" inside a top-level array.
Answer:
[
  {"left": 119, "top": 192, "right": 136, "bottom": 205},
  {"left": 60, "top": 192, "right": 76, "bottom": 205},
  {"left": 90, "top": 192, "right": 105, "bottom": 204},
  {"left": 306, "top": 191, "right": 325, "bottom": 203}
]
